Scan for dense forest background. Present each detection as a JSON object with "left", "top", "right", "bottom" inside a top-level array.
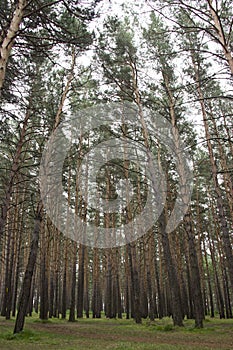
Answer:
[{"left": 0, "top": 0, "right": 232, "bottom": 334}]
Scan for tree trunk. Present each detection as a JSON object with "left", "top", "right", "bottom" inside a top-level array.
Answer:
[
  {"left": 69, "top": 243, "right": 77, "bottom": 322},
  {"left": 77, "top": 244, "right": 85, "bottom": 318},
  {"left": 0, "top": 0, "right": 27, "bottom": 95},
  {"left": 158, "top": 211, "right": 184, "bottom": 326},
  {"left": 203, "top": 240, "right": 215, "bottom": 318},
  {"left": 127, "top": 243, "right": 142, "bottom": 324},
  {"left": 14, "top": 205, "right": 42, "bottom": 333},
  {"left": 184, "top": 212, "right": 204, "bottom": 328},
  {"left": 206, "top": 0, "right": 233, "bottom": 75}
]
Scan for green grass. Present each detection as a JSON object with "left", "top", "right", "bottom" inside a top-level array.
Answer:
[{"left": 0, "top": 314, "right": 232, "bottom": 350}]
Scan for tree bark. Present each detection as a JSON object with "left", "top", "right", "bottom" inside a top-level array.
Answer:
[
  {"left": 206, "top": 0, "right": 233, "bottom": 75},
  {"left": 158, "top": 211, "right": 184, "bottom": 326},
  {"left": 69, "top": 243, "right": 77, "bottom": 322},
  {"left": 14, "top": 204, "right": 42, "bottom": 333},
  {"left": 184, "top": 212, "right": 204, "bottom": 328},
  {"left": 77, "top": 244, "right": 85, "bottom": 318},
  {"left": 0, "top": 0, "right": 27, "bottom": 95}
]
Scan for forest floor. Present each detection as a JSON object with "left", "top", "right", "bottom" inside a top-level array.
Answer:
[{"left": 0, "top": 314, "right": 232, "bottom": 350}]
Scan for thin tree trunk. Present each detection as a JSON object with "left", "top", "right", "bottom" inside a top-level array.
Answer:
[
  {"left": 206, "top": 211, "right": 225, "bottom": 318},
  {"left": 92, "top": 247, "right": 102, "bottom": 318},
  {"left": 40, "top": 222, "right": 49, "bottom": 320},
  {"left": 203, "top": 240, "right": 215, "bottom": 318},
  {"left": 77, "top": 244, "right": 85, "bottom": 318},
  {"left": 69, "top": 242, "right": 77, "bottom": 322},
  {"left": 84, "top": 247, "right": 89, "bottom": 318},
  {"left": 206, "top": 0, "right": 233, "bottom": 75}
]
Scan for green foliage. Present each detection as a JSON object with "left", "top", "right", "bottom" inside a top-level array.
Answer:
[
  {"left": 0, "top": 329, "right": 40, "bottom": 342},
  {"left": 97, "top": 16, "right": 138, "bottom": 101},
  {"left": 163, "top": 324, "right": 174, "bottom": 331}
]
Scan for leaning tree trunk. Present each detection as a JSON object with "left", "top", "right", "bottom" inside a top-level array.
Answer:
[
  {"left": 14, "top": 204, "right": 42, "bottom": 334},
  {"left": 206, "top": 0, "right": 233, "bottom": 75},
  {"left": 0, "top": 0, "right": 27, "bottom": 95}
]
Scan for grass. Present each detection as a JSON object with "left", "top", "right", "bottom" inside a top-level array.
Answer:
[{"left": 0, "top": 314, "right": 232, "bottom": 350}]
